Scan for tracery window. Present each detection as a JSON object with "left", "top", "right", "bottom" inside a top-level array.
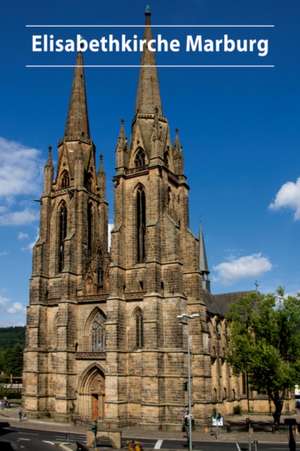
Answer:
[
  {"left": 61, "top": 170, "right": 69, "bottom": 189},
  {"left": 136, "top": 186, "right": 146, "bottom": 263},
  {"left": 58, "top": 202, "right": 67, "bottom": 272},
  {"left": 84, "top": 171, "right": 93, "bottom": 192},
  {"left": 97, "top": 266, "right": 104, "bottom": 288},
  {"left": 135, "top": 148, "right": 146, "bottom": 168},
  {"left": 91, "top": 312, "right": 105, "bottom": 352},
  {"left": 164, "top": 150, "right": 169, "bottom": 168},
  {"left": 135, "top": 308, "right": 144, "bottom": 349}
]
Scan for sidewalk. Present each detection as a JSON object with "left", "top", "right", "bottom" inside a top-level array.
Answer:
[{"left": 0, "top": 408, "right": 299, "bottom": 445}]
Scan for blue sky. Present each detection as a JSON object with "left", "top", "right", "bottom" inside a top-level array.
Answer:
[{"left": 0, "top": 0, "right": 300, "bottom": 326}]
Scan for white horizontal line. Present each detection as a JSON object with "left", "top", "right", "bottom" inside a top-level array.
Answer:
[
  {"left": 26, "top": 64, "right": 275, "bottom": 68},
  {"left": 25, "top": 24, "right": 275, "bottom": 28}
]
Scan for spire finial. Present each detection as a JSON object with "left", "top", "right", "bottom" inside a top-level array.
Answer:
[
  {"left": 64, "top": 52, "right": 90, "bottom": 141},
  {"left": 45, "top": 145, "right": 53, "bottom": 168},
  {"left": 174, "top": 128, "right": 182, "bottom": 151},
  {"left": 118, "top": 119, "right": 126, "bottom": 143},
  {"left": 145, "top": 4, "right": 151, "bottom": 14},
  {"left": 135, "top": 7, "right": 162, "bottom": 116}
]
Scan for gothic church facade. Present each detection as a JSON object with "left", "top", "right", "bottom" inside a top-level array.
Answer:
[{"left": 23, "top": 10, "right": 271, "bottom": 429}]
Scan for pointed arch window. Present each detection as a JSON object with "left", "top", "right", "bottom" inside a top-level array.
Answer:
[
  {"left": 91, "top": 312, "right": 105, "bottom": 352},
  {"left": 164, "top": 150, "right": 169, "bottom": 168},
  {"left": 84, "top": 171, "right": 93, "bottom": 192},
  {"left": 97, "top": 266, "right": 104, "bottom": 288},
  {"left": 58, "top": 202, "right": 67, "bottom": 272},
  {"left": 136, "top": 185, "right": 146, "bottom": 262},
  {"left": 135, "top": 308, "right": 144, "bottom": 349},
  {"left": 135, "top": 148, "right": 146, "bottom": 169},
  {"left": 87, "top": 203, "right": 93, "bottom": 258},
  {"left": 61, "top": 170, "right": 70, "bottom": 189}
]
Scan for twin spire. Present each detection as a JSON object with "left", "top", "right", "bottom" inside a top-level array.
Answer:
[
  {"left": 62, "top": 9, "right": 211, "bottom": 290},
  {"left": 64, "top": 7, "right": 162, "bottom": 140}
]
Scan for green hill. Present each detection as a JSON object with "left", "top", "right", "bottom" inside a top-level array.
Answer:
[
  {"left": 0, "top": 327, "right": 25, "bottom": 349},
  {"left": 0, "top": 327, "right": 25, "bottom": 377}
]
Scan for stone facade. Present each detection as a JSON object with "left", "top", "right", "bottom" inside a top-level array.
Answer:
[{"left": 23, "top": 10, "right": 282, "bottom": 429}]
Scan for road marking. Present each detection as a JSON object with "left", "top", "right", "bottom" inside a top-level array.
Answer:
[
  {"left": 154, "top": 439, "right": 163, "bottom": 449},
  {"left": 18, "top": 438, "right": 31, "bottom": 441},
  {"left": 43, "top": 440, "right": 55, "bottom": 445}
]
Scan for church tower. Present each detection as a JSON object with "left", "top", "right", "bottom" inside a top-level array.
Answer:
[
  {"left": 23, "top": 53, "right": 109, "bottom": 420},
  {"left": 105, "top": 8, "right": 212, "bottom": 428}
]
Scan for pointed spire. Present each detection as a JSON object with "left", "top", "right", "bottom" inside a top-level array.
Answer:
[
  {"left": 199, "top": 225, "right": 209, "bottom": 275},
  {"left": 115, "top": 119, "right": 127, "bottom": 172},
  {"left": 43, "top": 146, "right": 54, "bottom": 193},
  {"left": 118, "top": 119, "right": 126, "bottom": 145},
  {"left": 98, "top": 154, "right": 106, "bottom": 199},
  {"left": 99, "top": 153, "right": 104, "bottom": 173},
  {"left": 199, "top": 225, "right": 210, "bottom": 292},
  {"left": 174, "top": 128, "right": 182, "bottom": 151},
  {"left": 64, "top": 53, "right": 90, "bottom": 141},
  {"left": 135, "top": 7, "right": 162, "bottom": 116},
  {"left": 45, "top": 145, "right": 53, "bottom": 167}
]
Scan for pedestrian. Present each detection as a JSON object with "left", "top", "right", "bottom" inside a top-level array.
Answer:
[
  {"left": 134, "top": 441, "right": 143, "bottom": 451},
  {"left": 182, "top": 411, "right": 190, "bottom": 447},
  {"left": 18, "top": 408, "right": 23, "bottom": 421},
  {"left": 127, "top": 439, "right": 135, "bottom": 451}
]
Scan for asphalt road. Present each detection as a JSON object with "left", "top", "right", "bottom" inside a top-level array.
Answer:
[{"left": 0, "top": 422, "right": 294, "bottom": 450}]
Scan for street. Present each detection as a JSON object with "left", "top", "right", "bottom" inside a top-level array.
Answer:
[{"left": 0, "top": 421, "right": 295, "bottom": 451}]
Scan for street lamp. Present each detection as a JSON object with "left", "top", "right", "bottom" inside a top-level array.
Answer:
[{"left": 177, "top": 313, "right": 200, "bottom": 451}]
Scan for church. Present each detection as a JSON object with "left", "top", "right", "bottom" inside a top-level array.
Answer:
[{"left": 23, "top": 9, "right": 273, "bottom": 429}]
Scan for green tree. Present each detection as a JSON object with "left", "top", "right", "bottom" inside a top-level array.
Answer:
[
  {"left": 4, "top": 343, "right": 24, "bottom": 377},
  {"left": 226, "top": 289, "right": 300, "bottom": 425}
]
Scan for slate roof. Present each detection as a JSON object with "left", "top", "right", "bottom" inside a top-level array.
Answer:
[{"left": 204, "top": 291, "right": 253, "bottom": 317}]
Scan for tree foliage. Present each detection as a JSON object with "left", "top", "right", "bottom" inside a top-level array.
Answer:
[
  {"left": 226, "top": 289, "right": 300, "bottom": 425},
  {"left": 0, "top": 327, "right": 25, "bottom": 376}
]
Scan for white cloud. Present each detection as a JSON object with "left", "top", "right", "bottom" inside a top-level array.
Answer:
[
  {"left": 0, "top": 137, "right": 42, "bottom": 227},
  {"left": 0, "top": 137, "right": 41, "bottom": 198},
  {"left": 18, "top": 232, "right": 29, "bottom": 240},
  {"left": 21, "top": 228, "right": 39, "bottom": 252},
  {"left": 0, "top": 294, "right": 25, "bottom": 327},
  {"left": 0, "top": 251, "right": 8, "bottom": 256},
  {"left": 0, "top": 295, "right": 9, "bottom": 306},
  {"left": 7, "top": 302, "right": 25, "bottom": 314},
  {"left": 21, "top": 241, "right": 35, "bottom": 252},
  {"left": 0, "top": 208, "right": 39, "bottom": 226},
  {"left": 270, "top": 177, "right": 300, "bottom": 220},
  {"left": 213, "top": 253, "right": 272, "bottom": 284}
]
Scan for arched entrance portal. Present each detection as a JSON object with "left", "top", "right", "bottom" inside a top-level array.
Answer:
[{"left": 78, "top": 365, "right": 105, "bottom": 420}]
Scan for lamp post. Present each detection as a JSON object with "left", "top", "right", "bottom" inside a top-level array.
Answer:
[{"left": 177, "top": 313, "right": 200, "bottom": 451}]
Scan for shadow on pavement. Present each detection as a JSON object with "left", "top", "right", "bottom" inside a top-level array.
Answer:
[
  {"left": 0, "top": 422, "right": 15, "bottom": 450},
  {"left": 0, "top": 440, "right": 14, "bottom": 450},
  {"left": 0, "top": 422, "right": 11, "bottom": 436}
]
